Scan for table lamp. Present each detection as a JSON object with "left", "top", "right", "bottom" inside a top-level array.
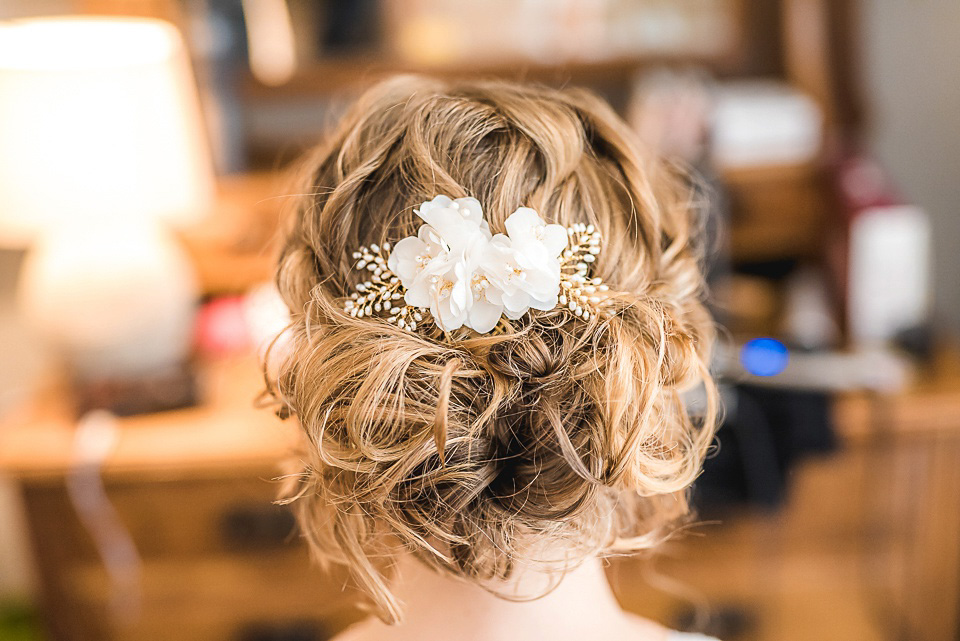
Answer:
[{"left": 0, "top": 17, "right": 215, "bottom": 396}]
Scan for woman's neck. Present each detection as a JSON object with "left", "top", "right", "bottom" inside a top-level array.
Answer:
[{"left": 371, "top": 553, "right": 665, "bottom": 641}]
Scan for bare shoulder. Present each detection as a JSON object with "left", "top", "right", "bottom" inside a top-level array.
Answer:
[
  {"left": 329, "top": 622, "right": 368, "bottom": 641},
  {"left": 333, "top": 611, "right": 717, "bottom": 641},
  {"left": 621, "top": 612, "right": 720, "bottom": 641},
  {"left": 619, "top": 612, "right": 673, "bottom": 641},
  {"left": 330, "top": 617, "right": 398, "bottom": 641}
]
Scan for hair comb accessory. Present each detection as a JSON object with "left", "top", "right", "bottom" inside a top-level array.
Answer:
[{"left": 343, "top": 195, "right": 609, "bottom": 334}]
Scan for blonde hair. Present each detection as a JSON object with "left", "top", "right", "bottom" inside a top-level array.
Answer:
[{"left": 267, "top": 75, "right": 717, "bottom": 623}]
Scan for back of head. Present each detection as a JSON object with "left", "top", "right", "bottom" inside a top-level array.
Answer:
[{"left": 269, "top": 75, "right": 717, "bottom": 623}]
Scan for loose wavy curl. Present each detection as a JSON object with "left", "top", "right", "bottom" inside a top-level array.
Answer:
[{"left": 266, "top": 75, "right": 718, "bottom": 624}]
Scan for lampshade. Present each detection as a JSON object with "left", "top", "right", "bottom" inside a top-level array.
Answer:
[{"left": 0, "top": 16, "right": 215, "bottom": 247}]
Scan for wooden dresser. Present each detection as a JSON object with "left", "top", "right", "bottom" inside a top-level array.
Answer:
[{"left": 0, "top": 355, "right": 364, "bottom": 641}]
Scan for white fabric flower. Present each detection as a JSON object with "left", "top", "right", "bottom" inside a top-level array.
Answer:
[{"left": 387, "top": 195, "right": 567, "bottom": 333}]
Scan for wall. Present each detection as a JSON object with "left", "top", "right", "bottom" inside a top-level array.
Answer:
[{"left": 862, "top": 0, "right": 960, "bottom": 335}]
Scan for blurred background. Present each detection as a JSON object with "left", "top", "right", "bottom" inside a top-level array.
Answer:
[{"left": 0, "top": 1, "right": 958, "bottom": 640}]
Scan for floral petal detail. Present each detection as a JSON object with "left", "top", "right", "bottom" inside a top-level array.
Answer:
[
  {"left": 502, "top": 289, "right": 530, "bottom": 314},
  {"left": 529, "top": 294, "right": 559, "bottom": 311},
  {"left": 455, "top": 197, "right": 484, "bottom": 226},
  {"left": 504, "top": 207, "right": 544, "bottom": 240},
  {"left": 512, "top": 240, "right": 550, "bottom": 269},
  {"left": 404, "top": 281, "right": 433, "bottom": 308},
  {"left": 503, "top": 305, "right": 527, "bottom": 320},
  {"left": 542, "top": 224, "right": 568, "bottom": 256},
  {"left": 451, "top": 272, "right": 471, "bottom": 313},
  {"left": 523, "top": 264, "right": 561, "bottom": 293},
  {"left": 468, "top": 298, "right": 503, "bottom": 333},
  {"left": 388, "top": 236, "right": 428, "bottom": 285},
  {"left": 435, "top": 289, "right": 468, "bottom": 331},
  {"left": 417, "top": 206, "right": 469, "bottom": 243},
  {"left": 418, "top": 195, "right": 453, "bottom": 218},
  {"left": 417, "top": 225, "right": 445, "bottom": 253}
]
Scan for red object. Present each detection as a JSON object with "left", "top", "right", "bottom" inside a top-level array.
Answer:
[
  {"left": 825, "top": 150, "right": 909, "bottom": 341},
  {"left": 834, "top": 153, "right": 903, "bottom": 214},
  {"left": 194, "top": 296, "right": 252, "bottom": 355}
]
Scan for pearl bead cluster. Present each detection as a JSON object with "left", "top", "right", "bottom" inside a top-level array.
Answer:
[
  {"left": 342, "top": 242, "right": 425, "bottom": 331},
  {"left": 558, "top": 223, "right": 607, "bottom": 321},
  {"left": 471, "top": 273, "right": 490, "bottom": 300}
]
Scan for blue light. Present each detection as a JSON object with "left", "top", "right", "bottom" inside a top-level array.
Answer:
[{"left": 740, "top": 338, "right": 789, "bottom": 377}]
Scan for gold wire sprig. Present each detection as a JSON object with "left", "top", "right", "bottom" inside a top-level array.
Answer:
[
  {"left": 558, "top": 223, "right": 609, "bottom": 321},
  {"left": 342, "top": 242, "right": 425, "bottom": 331}
]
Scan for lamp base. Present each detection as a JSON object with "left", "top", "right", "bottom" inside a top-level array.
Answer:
[
  {"left": 18, "top": 220, "right": 199, "bottom": 384},
  {"left": 73, "top": 361, "right": 198, "bottom": 418}
]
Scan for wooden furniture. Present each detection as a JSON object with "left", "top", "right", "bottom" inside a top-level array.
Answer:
[
  {"left": 4, "top": 330, "right": 960, "bottom": 641},
  {"left": 0, "top": 355, "right": 364, "bottom": 641},
  {"left": 177, "top": 172, "right": 285, "bottom": 295},
  {"left": 614, "top": 348, "right": 960, "bottom": 641},
  {"left": 833, "top": 349, "right": 960, "bottom": 641},
  {"left": 722, "top": 161, "right": 828, "bottom": 264}
]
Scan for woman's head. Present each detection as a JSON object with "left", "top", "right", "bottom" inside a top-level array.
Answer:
[{"left": 269, "top": 75, "right": 717, "bottom": 622}]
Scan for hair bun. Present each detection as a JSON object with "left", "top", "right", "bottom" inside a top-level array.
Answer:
[
  {"left": 268, "top": 76, "right": 717, "bottom": 624},
  {"left": 486, "top": 329, "right": 559, "bottom": 380}
]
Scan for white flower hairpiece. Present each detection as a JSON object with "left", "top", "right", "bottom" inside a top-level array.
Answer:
[{"left": 343, "top": 195, "right": 609, "bottom": 334}]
